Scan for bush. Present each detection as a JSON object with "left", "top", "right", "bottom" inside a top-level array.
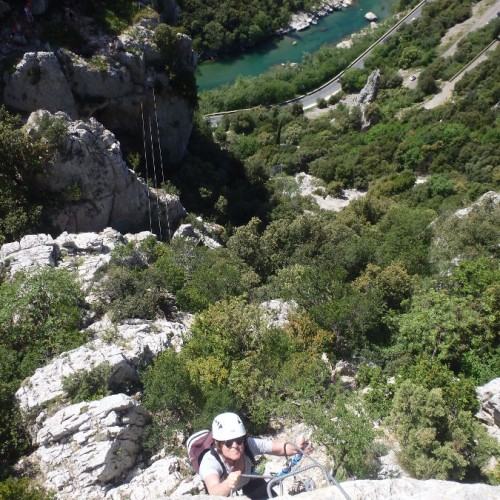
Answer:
[
  {"left": 62, "top": 363, "right": 113, "bottom": 403},
  {"left": 391, "top": 379, "right": 498, "bottom": 481},
  {"left": 0, "top": 477, "right": 54, "bottom": 500}
]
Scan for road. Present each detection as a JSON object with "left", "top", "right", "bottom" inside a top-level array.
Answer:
[
  {"left": 423, "top": 38, "right": 498, "bottom": 110},
  {"left": 297, "top": 0, "right": 428, "bottom": 109},
  {"left": 205, "top": 0, "right": 428, "bottom": 124}
]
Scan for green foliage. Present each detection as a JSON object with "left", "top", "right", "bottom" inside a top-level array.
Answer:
[
  {"left": 83, "top": 0, "right": 139, "bottom": 34},
  {"left": 0, "top": 268, "right": 86, "bottom": 476},
  {"left": 141, "top": 349, "right": 200, "bottom": 450},
  {"left": 340, "top": 68, "right": 369, "bottom": 93},
  {"left": 0, "top": 268, "right": 86, "bottom": 373},
  {"left": 430, "top": 196, "right": 500, "bottom": 271},
  {"left": 62, "top": 363, "right": 113, "bottom": 403},
  {"left": 95, "top": 241, "right": 184, "bottom": 321},
  {"left": 0, "top": 477, "right": 54, "bottom": 500},
  {"left": 178, "top": 0, "right": 315, "bottom": 56},
  {"left": 176, "top": 247, "right": 260, "bottom": 313},
  {"left": 0, "top": 106, "right": 45, "bottom": 244},
  {"left": 153, "top": 24, "right": 198, "bottom": 106},
  {"left": 297, "top": 387, "right": 379, "bottom": 479},
  {"left": 391, "top": 379, "right": 498, "bottom": 481}
]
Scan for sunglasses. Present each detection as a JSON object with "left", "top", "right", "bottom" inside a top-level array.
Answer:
[{"left": 223, "top": 436, "right": 245, "bottom": 447}]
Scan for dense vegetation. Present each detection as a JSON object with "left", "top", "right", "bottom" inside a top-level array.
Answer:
[
  {"left": 177, "top": 0, "right": 318, "bottom": 57},
  {"left": 0, "top": 0, "right": 499, "bottom": 492}
]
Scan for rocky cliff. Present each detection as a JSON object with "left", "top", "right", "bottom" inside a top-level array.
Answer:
[{"left": 2, "top": 2, "right": 194, "bottom": 164}]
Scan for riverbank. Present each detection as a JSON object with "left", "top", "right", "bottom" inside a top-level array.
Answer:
[
  {"left": 282, "top": 0, "right": 354, "bottom": 33},
  {"left": 197, "top": 0, "right": 396, "bottom": 91}
]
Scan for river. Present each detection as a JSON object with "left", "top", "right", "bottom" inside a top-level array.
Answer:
[{"left": 196, "top": 0, "right": 398, "bottom": 91}]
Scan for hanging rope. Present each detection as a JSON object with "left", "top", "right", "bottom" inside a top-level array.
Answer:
[
  {"left": 149, "top": 116, "right": 163, "bottom": 241},
  {"left": 153, "top": 88, "right": 171, "bottom": 242},
  {"left": 141, "top": 101, "right": 153, "bottom": 234}
]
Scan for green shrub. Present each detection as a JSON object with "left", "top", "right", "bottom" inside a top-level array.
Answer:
[
  {"left": 62, "top": 363, "right": 113, "bottom": 403},
  {"left": 0, "top": 477, "right": 54, "bottom": 500},
  {"left": 391, "top": 379, "right": 499, "bottom": 481}
]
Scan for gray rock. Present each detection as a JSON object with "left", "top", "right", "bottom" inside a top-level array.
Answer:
[
  {"left": 477, "top": 377, "right": 500, "bottom": 442},
  {"left": 365, "top": 12, "right": 378, "bottom": 22},
  {"left": 2, "top": 16, "right": 195, "bottom": 164},
  {"left": 32, "top": 394, "right": 151, "bottom": 498},
  {"left": 357, "top": 69, "right": 380, "bottom": 105},
  {"left": 24, "top": 111, "right": 186, "bottom": 236},
  {"left": 173, "top": 220, "right": 223, "bottom": 249},
  {"left": 15, "top": 317, "right": 190, "bottom": 420},
  {"left": 3, "top": 52, "right": 77, "bottom": 116},
  {"left": 106, "top": 456, "right": 190, "bottom": 499}
]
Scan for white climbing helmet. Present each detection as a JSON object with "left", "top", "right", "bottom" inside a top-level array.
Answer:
[{"left": 212, "top": 412, "right": 246, "bottom": 441}]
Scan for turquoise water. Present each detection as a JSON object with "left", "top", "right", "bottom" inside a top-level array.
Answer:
[{"left": 197, "top": 0, "right": 397, "bottom": 91}]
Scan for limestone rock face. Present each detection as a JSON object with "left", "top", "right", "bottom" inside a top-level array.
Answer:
[
  {"left": 29, "top": 394, "right": 151, "bottom": 499},
  {"left": 15, "top": 317, "right": 189, "bottom": 423},
  {"left": 2, "top": 15, "right": 195, "bottom": 164},
  {"left": 3, "top": 52, "right": 77, "bottom": 116},
  {"left": 106, "top": 456, "right": 195, "bottom": 499},
  {"left": 295, "top": 479, "right": 500, "bottom": 499},
  {"left": 477, "top": 378, "right": 500, "bottom": 442},
  {"left": 24, "top": 110, "right": 186, "bottom": 236},
  {"left": 357, "top": 68, "right": 380, "bottom": 105}
]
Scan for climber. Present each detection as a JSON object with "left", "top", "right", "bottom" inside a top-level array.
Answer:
[
  {"left": 199, "top": 412, "right": 313, "bottom": 499},
  {"left": 24, "top": 1, "right": 33, "bottom": 23}
]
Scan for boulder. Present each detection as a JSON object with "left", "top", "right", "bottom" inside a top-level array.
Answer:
[
  {"left": 172, "top": 219, "right": 224, "bottom": 249},
  {"left": 106, "top": 456, "right": 193, "bottom": 499},
  {"left": 3, "top": 52, "right": 77, "bottom": 116},
  {"left": 365, "top": 12, "right": 378, "bottom": 22}
]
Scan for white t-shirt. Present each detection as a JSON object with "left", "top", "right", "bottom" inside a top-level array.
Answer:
[{"left": 199, "top": 437, "right": 273, "bottom": 489}]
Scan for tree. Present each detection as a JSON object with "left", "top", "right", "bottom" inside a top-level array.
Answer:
[
  {"left": 340, "top": 68, "right": 369, "bottom": 93},
  {"left": 417, "top": 69, "right": 439, "bottom": 95},
  {"left": 0, "top": 107, "right": 44, "bottom": 244},
  {"left": 391, "top": 379, "right": 498, "bottom": 481}
]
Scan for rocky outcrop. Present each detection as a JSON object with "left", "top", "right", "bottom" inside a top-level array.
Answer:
[
  {"left": 15, "top": 317, "right": 189, "bottom": 424},
  {"left": 21, "top": 394, "right": 153, "bottom": 499},
  {"left": 172, "top": 219, "right": 224, "bottom": 249},
  {"left": 357, "top": 69, "right": 380, "bottom": 105},
  {"left": 24, "top": 111, "right": 186, "bottom": 236},
  {"left": 477, "top": 378, "right": 500, "bottom": 443},
  {"left": 281, "top": 479, "right": 500, "bottom": 499},
  {"left": 2, "top": 15, "right": 195, "bottom": 164},
  {"left": 453, "top": 190, "right": 500, "bottom": 219}
]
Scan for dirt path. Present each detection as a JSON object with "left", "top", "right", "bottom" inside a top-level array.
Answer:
[
  {"left": 440, "top": 0, "right": 500, "bottom": 58},
  {"left": 424, "top": 40, "right": 498, "bottom": 109}
]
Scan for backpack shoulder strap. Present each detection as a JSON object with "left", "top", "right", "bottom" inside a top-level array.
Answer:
[
  {"left": 244, "top": 436, "right": 257, "bottom": 466},
  {"left": 210, "top": 447, "right": 228, "bottom": 480}
]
